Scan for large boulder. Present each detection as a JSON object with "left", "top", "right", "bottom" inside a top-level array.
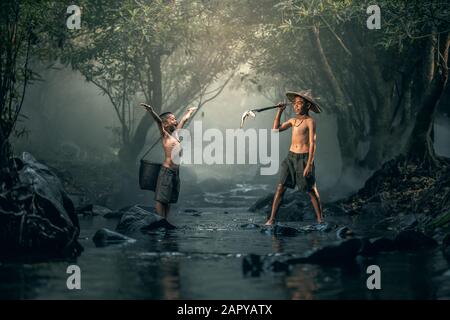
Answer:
[
  {"left": 248, "top": 193, "right": 273, "bottom": 212},
  {"left": 0, "top": 152, "right": 82, "bottom": 259},
  {"left": 249, "top": 191, "right": 312, "bottom": 221},
  {"left": 268, "top": 200, "right": 307, "bottom": 222},
  {"left": 116, "top": 205, "right": 175, "bottom": 235}
]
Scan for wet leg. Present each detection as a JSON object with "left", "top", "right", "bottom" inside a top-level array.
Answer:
[
  {"left": 155, "top": 201, "right": 165, "bottom": 218},
  {"left": 265, "top": 184, "right": 286, "bottom": 225},
  {"left": 308, "top": 185, "right": 323, "bottom": 223},
  {"left": 165, "top": 204, "right": 171, "bottom": 219}
]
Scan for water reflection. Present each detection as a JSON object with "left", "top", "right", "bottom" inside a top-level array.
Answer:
[
  {"left": 285, "top": 265, "right": 320, "bottom": 300},
  {"left": 0, "top": 264, "right": 30, "bottom": 299},
  {"left": 285, "top": 262, "right": 363, "bottom": 300},
  {"left": 0, "top": 208, "right": 449, "bottom": 299},
  {"left": 271, "top": 235, "right": 284, "bottom": 253},
  {"left": 133, "top": 232, "right": 181, "bottom": 299}
]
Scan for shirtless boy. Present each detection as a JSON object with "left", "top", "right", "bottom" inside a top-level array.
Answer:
[
  {"left": 140, "top": 103, "right": 197, "bottom": 219},
  {"left": 265, "top": 90, "right": 324, "bottom": 226}
]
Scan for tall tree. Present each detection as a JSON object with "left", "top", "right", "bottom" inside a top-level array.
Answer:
[
  {"left": 0, "top": 0, "right": 64, "bottom": 171},
  {"left": 65, "top": 0, "right": 248, "bottom": 164},
  {"left": 229, "top": 0, "right": 450, "bottom": 175},
  {"left": 406, "top": 31, "right": 449, "bottom": 167}
]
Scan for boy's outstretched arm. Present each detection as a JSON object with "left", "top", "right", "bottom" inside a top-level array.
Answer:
[
  {"left": 177, "top": 106, "right": 198, "bottom": 129},
  {"left": 140, "top": 103, "right": 167, "bottom": 138}
]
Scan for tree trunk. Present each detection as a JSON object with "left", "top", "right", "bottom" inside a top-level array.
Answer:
[
  {"left": 0, "top": 127, "right": 16, "bottom": 189},
  {"left": 406, "top": 32, "right": 449, "bottom": 167},
  {"left": 308, "top": 26, "right": 358, "bottom": 171},
  {"left": 0, "top": 128, "right": 9, "bottom": 168},
  {"left": 363, "top": 93, "right": 393, "bottom": 169},
  {"left": 119, "top": 54, "right": 163, "bottom": 165}
]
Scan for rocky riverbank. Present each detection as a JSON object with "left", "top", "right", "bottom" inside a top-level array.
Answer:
[{"left": 247, "top": 154, "right": 450, "bottom": 268}]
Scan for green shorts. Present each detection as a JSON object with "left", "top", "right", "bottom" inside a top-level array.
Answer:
[
  {"left": 154, "top": 166, "right": 180, "bottom": 204},
  {"left": 279, "top": 152, "right": 316, "bottom": 192}
]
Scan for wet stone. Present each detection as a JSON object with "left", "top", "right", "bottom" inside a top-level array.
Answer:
[
  {"left": 241, "top": 223, "right": 260, "bottom": 230},
  {"left": 261, "top": 225, "right": 298, "bottom": 236},
  {"left": 116, "top": 205, "right": 176, "bottom": 235},
  {"left": 103, "top": 211, "right": 124, "bottom": 219},
  {"left": 336, "top": 226, "right": 354, "bottom": 239},
  {"left": 77, "top": 204, "right": 113, "bottom": 217},
  {"left": 298, "top": 223, "right": 332, "bottom": 233},
  {"left": 92, "top": 228, "right": 135, "bottom": 247},
  {"left": 248, "top": 193, "right": 274, "bottom": 212}
]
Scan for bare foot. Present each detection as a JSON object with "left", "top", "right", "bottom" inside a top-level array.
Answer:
[{"left": 265, "top": 219, "right": 275, "bottom": 226}]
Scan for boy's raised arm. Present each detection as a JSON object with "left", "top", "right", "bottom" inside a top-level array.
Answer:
[
  {"left": 177, "top": 106, "right": 198, "bottom": 129},
  {"left": 272, "top": 103, "right": 291, "bottom": 132},
  {"left": 140, "top": 103, "right": 167, "bottom": 137}
]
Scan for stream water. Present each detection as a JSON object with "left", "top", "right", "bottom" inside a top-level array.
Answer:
[{"left": 1, "top": 184, "right": 450, "bottom": 300}]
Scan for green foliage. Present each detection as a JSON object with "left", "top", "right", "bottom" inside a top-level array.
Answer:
[
  {"left": 0, "top": 0, "right": 66, "bottom": 154},
  {"left": 2, "top": 0, "right": 447, "bottom": 167},
  {"left": 64, "top": 0, "right": 248, "bottom": 149},
  {"left": 223, "top": 0, "right": 449, "bottom": 168}
]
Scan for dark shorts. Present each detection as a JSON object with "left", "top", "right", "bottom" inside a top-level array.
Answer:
[
  {"left": 154, "top": 166, "right": 180, "bottom": 204},
  {"left": 279, "top": 152, "right": 316, "bottom": 192}
]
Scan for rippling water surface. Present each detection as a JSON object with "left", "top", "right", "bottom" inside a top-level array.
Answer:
[{"left": 1, "top": 184, "right": 449, "bottom": 299}]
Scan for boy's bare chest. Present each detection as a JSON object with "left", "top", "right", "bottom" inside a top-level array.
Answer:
[
  {"left": 291, "top": 121, "right": 309, "bottom": 138},
  {"left": 162, "top": 135, "right": 180, "bottom": 149}
]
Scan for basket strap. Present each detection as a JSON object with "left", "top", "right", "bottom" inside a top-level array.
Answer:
[{"left": 140, "top": 137, "right": 161, "bottom": 160}]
